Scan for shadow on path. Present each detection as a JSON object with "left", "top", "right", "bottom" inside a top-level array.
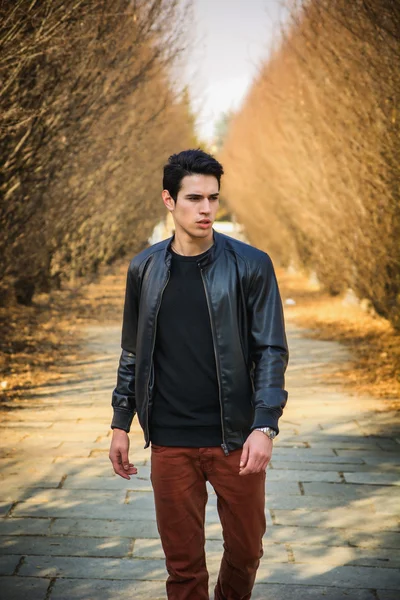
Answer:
[{"left": 0, "top": 318, "right": 399, "bottom": 600}]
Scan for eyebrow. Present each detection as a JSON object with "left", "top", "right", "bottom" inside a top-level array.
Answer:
[{"left": 184, "top": 193, "right": 219, "bottom": 198}]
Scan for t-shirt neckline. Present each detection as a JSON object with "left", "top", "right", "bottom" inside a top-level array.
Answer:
[{"left": 171, "top": 243, "right": 214, "bottom": 262}]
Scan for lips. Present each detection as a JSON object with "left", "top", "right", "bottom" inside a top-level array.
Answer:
[{"left": 198, "top": 220, "right": 211, "bottom": 224}]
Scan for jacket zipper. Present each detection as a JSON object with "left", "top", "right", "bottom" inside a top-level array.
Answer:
[
  {"left": 199, "top": 266, "right": 229, "bottom": 456},
  {"left": 145, "top": 269, "right": 171, "bottom": 446}
]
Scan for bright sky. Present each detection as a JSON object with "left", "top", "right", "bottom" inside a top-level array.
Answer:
[{"left": 187, "top": 0, "right": 288, "bottom": 142}]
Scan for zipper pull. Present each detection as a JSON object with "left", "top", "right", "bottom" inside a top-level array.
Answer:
[{"left": 221, "top": 443, "right": 229, "bottom": 456}]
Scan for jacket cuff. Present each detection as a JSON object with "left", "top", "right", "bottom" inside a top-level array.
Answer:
[
  {"left": 251, "top": 406, "right": 284, "bottom": 435},
  {"left": 251, "top": 398, "right": 283, "bottom": 435},
  {"left": 111, "top": 408, "right": 135, "bottom": 433},
  {"left": 251, "top": 388, "right": 288, "bottom": 435}
]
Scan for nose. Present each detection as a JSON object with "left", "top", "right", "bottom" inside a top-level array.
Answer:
[{"left": 200, "top": 199, "right": 211, "bottom": 214}]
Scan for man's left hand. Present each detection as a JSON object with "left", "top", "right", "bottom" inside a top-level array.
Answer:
[{"left": 239, "top": 430, "right": 273, "bottom": 476}]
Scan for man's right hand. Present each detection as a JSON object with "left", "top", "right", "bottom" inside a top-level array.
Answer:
[{"left": 109, "top": 428, "right": 138, "bottom": 480}]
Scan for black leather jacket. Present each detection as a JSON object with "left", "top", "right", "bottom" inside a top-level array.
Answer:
[{"left": 111, "top": 229, "right": 289, "bottom": 454}]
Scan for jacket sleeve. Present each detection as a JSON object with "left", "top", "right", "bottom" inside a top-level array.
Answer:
[
  {"left": 110, "top": 261, "right": 139, "bottom": 432},
  {"left": 247, "top": 254, "right": 289, "bottom": 435}
]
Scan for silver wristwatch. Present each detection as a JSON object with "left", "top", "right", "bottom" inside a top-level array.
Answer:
[{"left": 255, "top": 427, "right": 277, "bottom": 440}]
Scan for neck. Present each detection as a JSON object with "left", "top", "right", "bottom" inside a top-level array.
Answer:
[{"left": 171, "top": 230, "right": 214, "bottom": 256}]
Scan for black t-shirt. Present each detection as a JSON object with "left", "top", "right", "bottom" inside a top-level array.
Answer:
[{"left": 149, "top": 245, "right": 223, "bottom": 447}]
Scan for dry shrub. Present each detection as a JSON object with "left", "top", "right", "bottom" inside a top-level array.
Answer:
[
  {"left": 220, "top": 0, "right": 400, "bottom": 328},
  {"left": 0, "top": 0, "right": 196, "bottom": 302},
  {"left": 0, "top": 0, "right": 198, "bottom": 391}
]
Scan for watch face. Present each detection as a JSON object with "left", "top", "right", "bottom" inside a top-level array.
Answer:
[
  {"left": 256, "top": 427, "right": 276, "bottom": 438},
  {"left": 255, "top": 427, "right": 276, "bottom": 439}
]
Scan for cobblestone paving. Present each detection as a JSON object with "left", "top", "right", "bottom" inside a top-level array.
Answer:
[{"left": 1, "top": 318, "right": 399, "bottom": 599}]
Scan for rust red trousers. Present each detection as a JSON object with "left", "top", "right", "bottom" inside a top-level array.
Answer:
[{"left": 150, "top": 445, "right": 266, "bottom": 600}]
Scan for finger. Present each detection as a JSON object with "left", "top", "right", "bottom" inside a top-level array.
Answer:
[
  {"left": 256, "top": 455, "right": 268, "bottom": 471},
  {"left": 110, "top": 451, "right": 131, "bottom": 480},
  {"left": 239, "top": 444, "right": 249, "bottom": 470},
  {"left": 119, "top": 451, "right": 137, "bottom": 476},
  {"left": 253, "top": 457, "right": 265, "bottom": 473},
  {"left": 112, "top": 458, "right": 131, "bottom": 479},
  {"left": 112, "top": 460, "right": 131, "bottom": 479},
  {"left": 261, "top": 451, "right": 272, "bottom": 470},
  {"left": 120, "top": 449, "right": 130, "bottom": 472},
  {"left": 239, "top": 456, "right": 256, "bottom": 476}
]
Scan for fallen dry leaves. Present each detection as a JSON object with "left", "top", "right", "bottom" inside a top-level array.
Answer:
[
  {"left": 278, "top": 268, "right": 400, "bottom": 410},
  {"left": 1, "top": 260, "right": 399, "bottom": 412},
  {"left": 0, "top": 259, "right": 128, "bottom": 407}
]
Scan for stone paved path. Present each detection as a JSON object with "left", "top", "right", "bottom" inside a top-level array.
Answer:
[{"left": 1, "top": 317, "right": 399, "bottom": 600}]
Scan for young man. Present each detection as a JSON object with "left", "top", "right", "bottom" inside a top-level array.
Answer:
[{"left": 109, "top": 149, "right": 289, "bottom": 600}]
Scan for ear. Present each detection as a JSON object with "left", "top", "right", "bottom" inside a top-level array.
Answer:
[{"left": 162, "top": 189, "right": 175, "bottom": 212}]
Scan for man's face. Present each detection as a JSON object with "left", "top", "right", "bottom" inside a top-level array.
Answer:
[{"left": 165, "top": 174, "right": 219, "bottom": 239}]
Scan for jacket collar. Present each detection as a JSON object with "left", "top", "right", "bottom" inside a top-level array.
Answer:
[{"left": 164, "top": 228, "right": 224, "bottom": 268}]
